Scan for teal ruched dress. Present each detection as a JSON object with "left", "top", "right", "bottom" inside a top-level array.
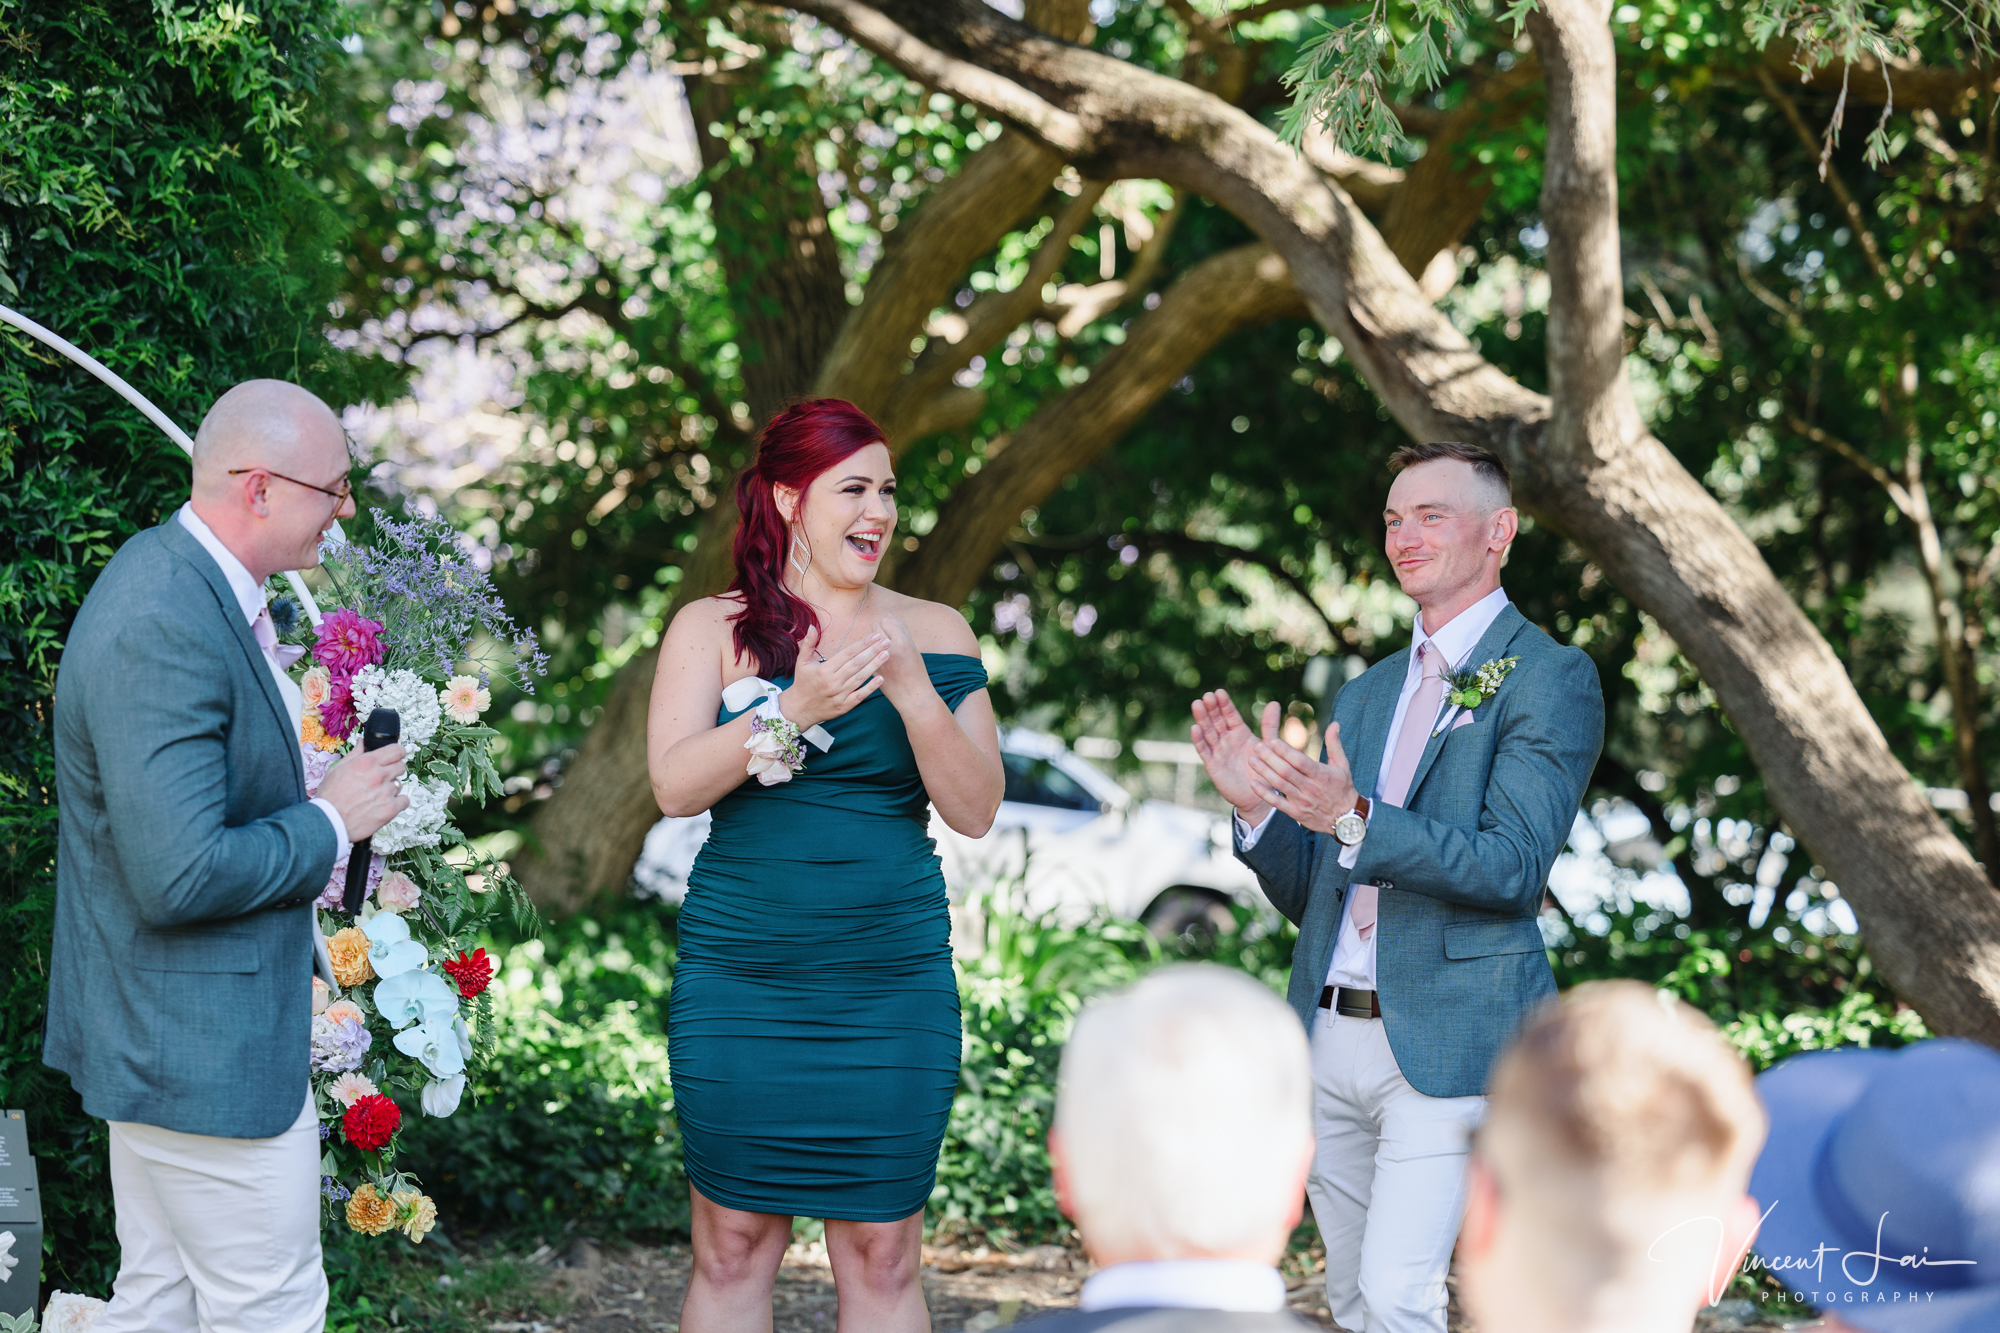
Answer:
[{"left": 669, "top": 653, "right": 990, "bottom": 1221}]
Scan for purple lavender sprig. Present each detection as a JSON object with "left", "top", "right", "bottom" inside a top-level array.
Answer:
[{"left": 320, "top": 510, "right": 548, "bottom": 690}]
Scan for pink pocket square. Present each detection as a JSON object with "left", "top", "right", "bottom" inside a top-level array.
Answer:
[{"left": 1450, "top": 710, "right": 1477, "bottom": 732}]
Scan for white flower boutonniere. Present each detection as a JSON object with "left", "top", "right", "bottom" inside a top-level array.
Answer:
[{"left": 1435, "top": 655, "right": 1520, "bottom": 735}]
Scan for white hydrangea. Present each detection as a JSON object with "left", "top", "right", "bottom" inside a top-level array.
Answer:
[
  {"left": 371, "top": 775, "right": 453, "bottom": 854},
  {"left": 349, "top": 665, "right": 442, "bottom": 755}
]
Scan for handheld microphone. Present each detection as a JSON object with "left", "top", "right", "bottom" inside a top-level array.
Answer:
[{"left": 341, "top": 708, "right": 401, "bottom": 915}]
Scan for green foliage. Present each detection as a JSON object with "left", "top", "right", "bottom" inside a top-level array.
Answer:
[
  {"left": 322, "top": 1229, "right": 554, "bottom": 1333},
  {"left": 396, "top": 904, "right": 688, "bottom": 1238},
  {"left": 0, "top": 0, "right": 382, "bottom": 1295}
]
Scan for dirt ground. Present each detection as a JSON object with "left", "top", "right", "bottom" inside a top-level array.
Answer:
[
  {"left": 500, "top": 1237, "right": 1456, "bottom": 1332},
  {"left": 494, "top": 1237, "right": 1821, "bottom": 1333}
]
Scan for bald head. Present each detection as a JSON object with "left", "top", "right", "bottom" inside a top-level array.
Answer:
[
  {"left": 188, "top": 379, "right": 355, "bottom": 580},
  {"left": 191, "top": 379, "right": 345, "bottom": 493}
]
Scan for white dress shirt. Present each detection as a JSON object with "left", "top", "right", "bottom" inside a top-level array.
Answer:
[
  {"left": 1078, "top": 1258, "right": 1289, "bottom": 1313},
  {"left": 1239, "top": 587, "right": 1511, "bottom": 990},
  {"left": 177, "top": 504, "right": 349, "bottom": 859}
]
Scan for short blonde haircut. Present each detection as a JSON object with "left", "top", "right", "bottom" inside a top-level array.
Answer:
[
  {"left": 1481, "top": 981, "right": 1766, "bottom": 1278},
  {"left": 1055, "top": 965, "right": 1311, "bottom": 1259}
]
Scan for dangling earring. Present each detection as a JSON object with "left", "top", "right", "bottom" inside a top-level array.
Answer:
[{"left": 788, "top": 530, "right": 811, "bottom": 577}]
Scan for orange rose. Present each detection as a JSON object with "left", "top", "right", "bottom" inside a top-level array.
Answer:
[
  {"left": 327, "top": 928, "right": 376, "bottom": 988},
  {"left": 345, "top": 1183, "right": 396, "bottom": 1236}
]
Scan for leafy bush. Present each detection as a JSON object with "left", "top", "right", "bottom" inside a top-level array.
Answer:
[
  {"left": 398, "top": 904, "right": 689, "bottom": 1239},
  {"left": 0, "top": 0, "right": 379, "bottom": 1294},
  {"left": 1546, "top": 904, "right": 1925, "bottom": 1071}
]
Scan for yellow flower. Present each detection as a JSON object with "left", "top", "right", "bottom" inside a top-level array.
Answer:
[
  {"left": 301, "top": 711, "right": 341, "bottom": 752},
  {"left": 327, "top": 928, "right": 376, "bottom": 988},
  {"left": 345, "top": 1184, "right": 396, "bottom": 1236},
  {"left": 392, "top": 1188, "right": 438, "bottom": 1243},
  {"left": 311, "top": 976, "right": 330, "bottom": 1016}
]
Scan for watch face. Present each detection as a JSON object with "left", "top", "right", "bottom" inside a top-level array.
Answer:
[{"left": 1334, "top": 812, "right": 1366, "bottom": 845}]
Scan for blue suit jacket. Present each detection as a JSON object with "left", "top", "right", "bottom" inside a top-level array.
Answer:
[
  {"left": 1238, "top": 603, "right": 1603, "bottom": 1099},
  {"left": 44, "top": 520, "right": 337, "bottom": 1137}
]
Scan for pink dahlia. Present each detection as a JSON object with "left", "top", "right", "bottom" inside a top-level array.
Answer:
[
  {"left": 319, "top": 673, "right": 358, "bottom": 742},
  {"left": 314, "top": 608, "right": 385, "bottom": 675}
]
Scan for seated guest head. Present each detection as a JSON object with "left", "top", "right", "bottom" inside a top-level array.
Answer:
[
  {"left": 1459, "top": 980, "right": 1766, "bottom": 1333},
  {"left": 1747, "top": 1036, "right": 2000, "bottom": 1333},
  {"left": 1034, "top": 963, "right": 1316, "bottom": 1329}
]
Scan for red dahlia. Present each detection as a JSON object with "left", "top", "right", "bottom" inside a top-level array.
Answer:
[
  {"left": 343, "top": 1094, "right": 401, "bottom": 1152},
  {"left": 442, "top": 947, "right": 494, "bottom": 999}
]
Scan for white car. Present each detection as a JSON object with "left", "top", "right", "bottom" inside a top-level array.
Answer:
[{"left": 633, "top": 727, "right": 1267, "bottom": 942}]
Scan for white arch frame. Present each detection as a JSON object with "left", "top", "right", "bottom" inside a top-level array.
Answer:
[{"left": 2, "top": 302, "right": 332, "bottom": 627}]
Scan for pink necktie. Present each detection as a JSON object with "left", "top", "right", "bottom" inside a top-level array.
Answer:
[
  {"left": 254, "top": 606, "right": 306, "bottom": 669},
  {"left": 1349, "top": 642, "right": 1446, "bottom": 941}
]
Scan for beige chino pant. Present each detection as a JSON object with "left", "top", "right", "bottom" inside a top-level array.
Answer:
[
  {"left": 1306, "top": 1009, "right": 1485, "bottom": 1333},
  {"left": 97, "top": 1093, "right": 326, "bottom": 1333}
]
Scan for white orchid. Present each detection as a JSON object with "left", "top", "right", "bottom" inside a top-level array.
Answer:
[
  {"left": 372, "top": 968, "right": 459, "bottom": 1030},
  {"left": 421, "top": 1073, "right": 467, "bottom": 1118},
  {"left": 361, "top": 910, "right": 428, "bottom": 978},
  {"left": 393, "top": 1016, "right": 467, "bottom": 1079}
]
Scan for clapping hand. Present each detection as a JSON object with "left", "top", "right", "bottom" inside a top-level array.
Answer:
[
  {"left": 779, "top": 625, "right": 889, "bottom": 729},
  {"left": 1245, "top": 715, "right": 1359, "bottom": 837},
  {"left": 1190, "top": 690, "right": 1279, "bottom": 823}
]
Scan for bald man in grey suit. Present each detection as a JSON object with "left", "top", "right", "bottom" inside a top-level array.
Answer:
[{"left": 45, "top": 382, "right": 408, "bottom": 1333}]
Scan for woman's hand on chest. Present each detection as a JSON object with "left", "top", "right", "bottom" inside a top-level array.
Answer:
[{"left": 870, "top": 614, "right": 938, "bottom": 714}]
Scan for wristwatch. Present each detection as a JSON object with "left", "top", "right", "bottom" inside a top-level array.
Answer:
[{"left": 1332, "top": 795, "right": 1370, "bottom": 846}]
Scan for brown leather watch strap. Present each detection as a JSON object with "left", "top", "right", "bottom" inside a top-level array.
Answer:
[{"left": 1354, "top": 794, "right": 1370, "bottom": 819}]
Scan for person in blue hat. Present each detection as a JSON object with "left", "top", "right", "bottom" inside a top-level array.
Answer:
[{"left": 1749, "top": 1037, "right": 2000, "bottom": 1332}]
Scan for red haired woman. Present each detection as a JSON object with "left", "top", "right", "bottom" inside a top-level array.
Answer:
[{"left": 649, "top": 398, "right": 1004, "bottom": 1331}]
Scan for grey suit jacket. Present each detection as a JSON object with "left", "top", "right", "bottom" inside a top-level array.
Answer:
[
  {"left": 1239, "top": 603, "right": 1603, "bottom": 1099},
  {"left": 44, "top": 520, "right": 337, "bottom": 1138}
]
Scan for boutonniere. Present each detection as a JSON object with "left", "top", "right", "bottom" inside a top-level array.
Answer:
[{"left": 1434, "top": 655, "right": 1520, "bottom": 735}]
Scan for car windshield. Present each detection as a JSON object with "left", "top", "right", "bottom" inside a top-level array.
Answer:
[{"left": 1001, "top": 753, "right": 1101, "bottom": 811}]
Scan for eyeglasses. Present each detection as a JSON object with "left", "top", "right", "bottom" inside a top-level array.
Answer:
[{"left": 228, "top": 467, "right": 353, "bottom": 504}]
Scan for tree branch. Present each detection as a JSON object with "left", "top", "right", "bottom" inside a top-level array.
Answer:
[
  {"left": 893, "top": 242, "right": 1306, "bottom": 605},
  {"left": 1756, "top": 65, "right": 1903, "bottom": 298},
  {"left": 878, "top": 181, "right": 1107, "bottom": 443}
]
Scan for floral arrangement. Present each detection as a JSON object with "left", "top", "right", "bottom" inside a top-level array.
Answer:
[{"left": 276, "top": 511, "right": 546, "bottom": 1244}]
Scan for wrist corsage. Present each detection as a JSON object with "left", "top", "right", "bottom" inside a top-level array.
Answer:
[
  {"left": 745, "top": 711, "right": 808, "bottom": 786},
  {"left": 721, "top": 675, "right": 837, "bottom": 785}
]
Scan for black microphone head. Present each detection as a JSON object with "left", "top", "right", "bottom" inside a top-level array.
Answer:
[{"left": 362, "top": 707, "right": 401, "bottom": 749}]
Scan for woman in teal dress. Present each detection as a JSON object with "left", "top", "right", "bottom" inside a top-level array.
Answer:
[{"left": 648, "top": 399, "right": 1004, "bottom": 1333}]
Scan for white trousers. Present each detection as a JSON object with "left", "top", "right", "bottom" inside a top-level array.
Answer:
[
  {"left": 98, "top": 1095, "right": 326, "bottom": 1333},
  {"left": 1306, "top": 1010, "right": 1484, "bottom": 1333}
]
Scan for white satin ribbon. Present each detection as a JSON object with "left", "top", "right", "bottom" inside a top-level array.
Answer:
[{"left": 720, "top": 676, "right": 835, "bottom": 752}]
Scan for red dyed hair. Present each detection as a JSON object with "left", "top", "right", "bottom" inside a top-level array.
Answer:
[{"left": 727, "top": 398, "right": 888, "bottom": 678}]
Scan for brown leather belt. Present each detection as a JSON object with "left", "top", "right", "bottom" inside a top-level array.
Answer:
[{"left": 1319, "top": 985, "right": 1381, "bottom": 1019}]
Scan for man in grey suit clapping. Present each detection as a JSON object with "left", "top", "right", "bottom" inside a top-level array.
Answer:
[
  {"left": 43, "top": 381, "right": 408, "bottom": 1333},
  {"left": 1191, "top": 443, "right": 1603, "bottom": 1333}
]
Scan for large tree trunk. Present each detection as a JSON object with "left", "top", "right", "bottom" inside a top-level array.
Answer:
[{"left": 786, "top": 0, "right": 2000, "bottom": 1042}]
